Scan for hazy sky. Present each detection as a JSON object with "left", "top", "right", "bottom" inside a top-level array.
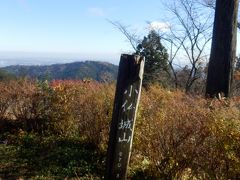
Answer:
[
  {"left": 0, "top": 0, "right": 169, "bottom": 66},
  {"left": 0, "top": 0, "right": 239, "bottom": 67}
]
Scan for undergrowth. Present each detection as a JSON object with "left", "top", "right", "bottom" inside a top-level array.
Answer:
[{"left": 0, "top": 79, "right": 239, "bottom": 179}]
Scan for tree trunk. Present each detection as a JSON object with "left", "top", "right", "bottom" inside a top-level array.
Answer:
[{"left": 206, "top": 0, "right": 238, "bottom": 98}]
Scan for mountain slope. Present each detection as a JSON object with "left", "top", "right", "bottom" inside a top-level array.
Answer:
[
  {"left": 1, "top": 61, "right": 118, "bottom": 82},
  {"left": 0, "top": 69, "right": 16, "bottom": 81}
]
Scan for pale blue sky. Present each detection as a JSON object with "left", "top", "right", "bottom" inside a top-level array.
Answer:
[
  {"left": 0, "top": 0, "right": 239, "bottom": 67},
  {"left": 0, "top": 0, "right": 167, "bottom": 66}
]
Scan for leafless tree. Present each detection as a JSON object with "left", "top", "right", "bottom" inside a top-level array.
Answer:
[
  {"left": 109, "top": 0, "right": 213, "bottom": 93},
  {"left": 198, "top": 0, "right": 215, "bottom": 9},
  {"left": 159, "top": 0, "right": 214, "bottom": 92},
  {"left": 107, "top": 20, "right": 141, "bottom": 52}
]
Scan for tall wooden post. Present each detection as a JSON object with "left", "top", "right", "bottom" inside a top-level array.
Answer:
[
  {"left": 206, "top": 0, "right": 239, "bottom": 97},
  {"left": 105, "top": 54, "right": 144, "bottom": 180}
]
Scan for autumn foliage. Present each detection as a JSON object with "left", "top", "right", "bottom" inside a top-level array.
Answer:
[{"left": 0, "top": 79, "right": 240, "bottom": 179}]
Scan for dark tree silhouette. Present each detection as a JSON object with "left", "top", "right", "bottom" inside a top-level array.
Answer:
[
  {"left": 136, "top": 30, "right": 169, "bottom": 87},
  {"left": 206, "top": 0, "right": 239, "bottom": 98}
]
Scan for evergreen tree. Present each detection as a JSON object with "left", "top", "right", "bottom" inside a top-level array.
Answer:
[{"left": 136, "top": 30, "right": 169, "bottom": 87}]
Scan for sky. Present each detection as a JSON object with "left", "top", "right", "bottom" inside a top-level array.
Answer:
[
  {"left": 0, "top": 0, "right": 169, "bottom": 66},
  {"left": 0, "top": 0, "right": 239, "bottom": 67}
]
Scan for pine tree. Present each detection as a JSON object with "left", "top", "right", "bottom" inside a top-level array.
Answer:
[{"left": 136, "top": 30, "right": 169, "bottom": 87}]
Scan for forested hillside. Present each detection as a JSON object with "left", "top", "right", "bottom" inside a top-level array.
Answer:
[
  {"left": 0, "top": 69, "right": 15, "bottom": 81},
  {"left": 1, "top": 61, "right": 118, "bottom": 82}
]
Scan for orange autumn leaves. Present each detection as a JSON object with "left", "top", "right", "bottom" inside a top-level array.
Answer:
[{"left": 0, "top": 79, "right": 240, "bottom": 178}]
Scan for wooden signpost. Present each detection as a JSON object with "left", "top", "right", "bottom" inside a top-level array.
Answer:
[{"left": 105, "top": 54, "right": 145, "bottom": 180}]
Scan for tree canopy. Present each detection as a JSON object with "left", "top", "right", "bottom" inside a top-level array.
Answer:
[{"left": 136, "top": 30, "right": 169, "bottom": 87}]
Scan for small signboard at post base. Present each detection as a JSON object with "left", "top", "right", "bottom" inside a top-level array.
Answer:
[{"left": 105, "top": 54, "right": 145, "bottom": 180}]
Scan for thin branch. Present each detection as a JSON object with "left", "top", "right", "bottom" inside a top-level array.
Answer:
[{"left": 107, "top": 20, "right": 140, "bottom": 51}]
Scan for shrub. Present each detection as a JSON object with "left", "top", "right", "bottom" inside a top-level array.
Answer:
[
  {"left": 0, "top": 81, "right": 12, "bottom": 120},
  {"left": 47, "top": 80, "right": 114, "bottom": 148},
  {"left": 7, "top": 79, "right": 53, "bottom": 133},
  {"left": 131, "top": 86, "right": 240, "bottom": 179},
  {"left": 1, "top": 80, "right": 240, "bottom": 179},
  {"left": 71, "top": 82, "right": 114, "bottom": 148}
]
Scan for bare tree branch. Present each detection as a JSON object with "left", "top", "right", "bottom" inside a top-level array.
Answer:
[
  {"left": 161, "top": 0, "right": 213, "bottom": 92},
  {"left": 107, "top": 20, "right": 140, "bottom": 51}
]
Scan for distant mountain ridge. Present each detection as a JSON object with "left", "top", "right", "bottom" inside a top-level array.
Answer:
[{"left": 1, "top": 61, "right": 118, "bottom": 82}]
